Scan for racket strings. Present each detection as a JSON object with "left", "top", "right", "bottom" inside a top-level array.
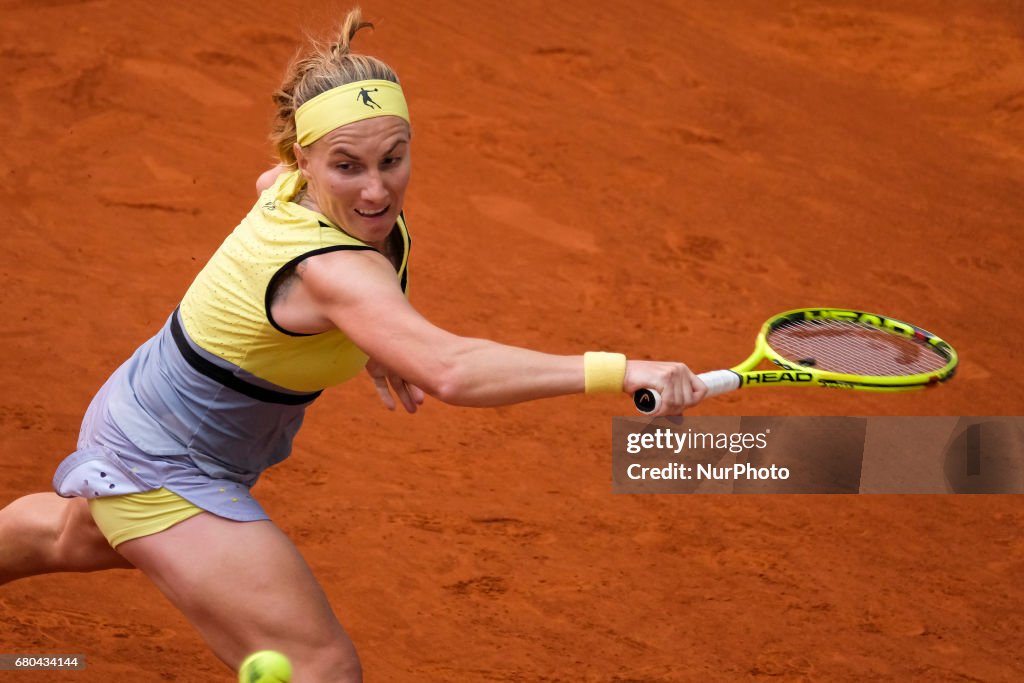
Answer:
[{"left": 767, "top": 319, "right": 948, "bottom": 377}]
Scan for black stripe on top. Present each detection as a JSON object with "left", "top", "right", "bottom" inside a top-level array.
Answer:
[
  {"left": 398, "top": 212, "right": 411, "bottom": 293},
  {"left": 170, "top": 309, "right": 322, "bottom": 406}
]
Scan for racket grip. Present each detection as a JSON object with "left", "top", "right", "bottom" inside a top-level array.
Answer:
[
  {"left": 632, "top": 370, "right": 740, "bottom": 414},
  {"left": 698, "top": 370, "right": 741, "bottom": 397}
]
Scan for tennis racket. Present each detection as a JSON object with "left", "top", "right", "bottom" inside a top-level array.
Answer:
[{"left": 633, "top": 307, "right": 958, "bottom": 414}]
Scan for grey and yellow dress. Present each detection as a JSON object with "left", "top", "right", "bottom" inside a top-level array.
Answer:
[{"left": 53, "top": 169, "right": 410, "bottom": 524}]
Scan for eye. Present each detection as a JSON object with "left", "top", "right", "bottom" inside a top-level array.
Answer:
[
  {"left": 382, "top": 156, "right": 402, "bottom": 167},
  {"left": 336, "top": 162, "right": 359, "bottom": 172}
]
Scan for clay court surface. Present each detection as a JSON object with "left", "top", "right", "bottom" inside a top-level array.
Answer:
[{"left": 2, "top": 1, "right": 1024, "bottom": 680}]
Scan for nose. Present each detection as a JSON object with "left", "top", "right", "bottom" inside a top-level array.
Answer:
[{"left": 360, "top": 170, "right": 388, "bottom": 205}]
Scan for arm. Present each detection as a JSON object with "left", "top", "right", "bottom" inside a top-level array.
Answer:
[{"left": 298, "top": 250, "right": 704, "bottom": 413}]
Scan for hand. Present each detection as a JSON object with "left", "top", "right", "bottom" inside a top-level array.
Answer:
[
  {"left": 365, "top": 358, "right": 426, "bottom": 413},
  {"left": 255, "top": 163, "right": 289, "bottom": 196},
  {"left": 623, "top": 360, "right": 707, "bottom": 416}
]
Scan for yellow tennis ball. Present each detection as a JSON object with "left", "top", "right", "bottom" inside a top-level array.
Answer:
[{"left": 238, "top": 650, "right": 292, "bottom": 683}]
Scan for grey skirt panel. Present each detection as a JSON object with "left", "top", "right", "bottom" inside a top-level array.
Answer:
[
  {"left": 112, "top": 311, "right": 310, "bottom": 480},
  {"left": 53, "top": 311, "right": 317, "bottom": 521}
]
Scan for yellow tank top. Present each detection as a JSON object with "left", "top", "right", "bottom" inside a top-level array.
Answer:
[{"left": 179, "top": 170, "right": 410, "bottom": 392}]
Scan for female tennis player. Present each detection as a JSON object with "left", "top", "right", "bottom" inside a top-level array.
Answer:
[{"left": 0, "top": 9, "right": 704, "bottom": 681}]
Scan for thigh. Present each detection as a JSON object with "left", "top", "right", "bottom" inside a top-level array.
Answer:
[
  {"left": 116, "top": 512, "right": 360, "bottom": 679},
  {"left": 60, "top": 495, "right": 135, "bottom": 571}
]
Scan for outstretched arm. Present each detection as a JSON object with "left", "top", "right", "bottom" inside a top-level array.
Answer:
[{"left": 298, "top": 249, "right": 705, "bottom": 415}]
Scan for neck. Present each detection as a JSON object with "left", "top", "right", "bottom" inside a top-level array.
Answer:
[{"left": 295, "top": 187, "right": 320, "bottom": 214}]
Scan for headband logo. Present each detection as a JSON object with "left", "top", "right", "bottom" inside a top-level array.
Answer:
[{"left": 357, "top": 87, "right": 382, "bottom": 110}]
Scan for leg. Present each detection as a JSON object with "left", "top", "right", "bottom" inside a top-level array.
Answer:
[
  {"left": 0, "top": 493, "right": 133, "bottom": 585},
  {"left": 117, "top": 513, "right": 362, "bottom": 682}
]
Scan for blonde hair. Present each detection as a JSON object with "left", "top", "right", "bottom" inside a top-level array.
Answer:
[{"left": 270, "top": 8, "right": 400, "bottom": 166}]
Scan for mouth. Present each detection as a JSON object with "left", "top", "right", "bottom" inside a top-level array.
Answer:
[{"left": 355, "top": 205, "right": 390, "bottom": 218}]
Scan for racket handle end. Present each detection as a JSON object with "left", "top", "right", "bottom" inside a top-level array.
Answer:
[{"left": 633, "top": 388, "right": 662, "bottom": 414}]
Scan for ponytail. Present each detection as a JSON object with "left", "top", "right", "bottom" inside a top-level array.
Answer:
[{"left": 269, "top": 7, "right": 400, "bottom": 166}]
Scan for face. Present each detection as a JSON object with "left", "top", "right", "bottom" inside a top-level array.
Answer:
[{"left": 294, "top": 116, "right": 411, "bottom": 247}]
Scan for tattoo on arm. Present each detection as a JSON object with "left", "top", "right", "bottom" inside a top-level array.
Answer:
[{"left": 269, "top": 260, "right": 308, "bottom": 305}]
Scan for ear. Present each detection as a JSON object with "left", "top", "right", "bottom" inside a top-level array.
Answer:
[{"left": 293, "top": 143, "right": 311, "bottom": 178}]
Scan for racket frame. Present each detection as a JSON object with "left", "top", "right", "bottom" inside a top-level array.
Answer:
[{"left": 728, "top": 307, "right": 958, "bottom": 391}]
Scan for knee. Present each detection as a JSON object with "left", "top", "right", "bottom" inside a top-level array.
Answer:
[
  {"left": 240, "top": 631, "right": 361, "bottom": 683},
  {"left": 0, "top": 494, "right": 67, "bottom": 584},
  {"left": 0, "top": 494, "right": 64, "bottom": 549},
  {"left": 0, "top": 493, "right": 127, "bottom": 576},
  {"left": 299, "top": 637, "right": 363, "bottom": 683}
]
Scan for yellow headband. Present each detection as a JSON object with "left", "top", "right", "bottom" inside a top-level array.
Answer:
[{"left": 295, "top": 79, "right": 410, "bottom": 146}]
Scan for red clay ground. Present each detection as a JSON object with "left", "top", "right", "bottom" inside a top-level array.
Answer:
[{"left": 2, "top": 1, "right": 1023, "bottom": 681}]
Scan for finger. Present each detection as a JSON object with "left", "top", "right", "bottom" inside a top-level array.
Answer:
[
  {"left": 655, "top": 372, "right": 681, "bottom": 416},
  {"left": 391, "top": 377, "right": 419, "bottom": 413},
  {"left": 680, "top": 379, "right": 694, "bottom": 410},
  {"left": 408, "top": 384, "right": 426, "bottom": 405},
  {"left": 373, "top": 377, "right": 396, "bottom": 410},
  {"left": 648, "top": 387, "right": 678, "bottom": 417},
  {"left": 663, "top": 394, "right": 685, "bottom": 417},
  {"left": 665, "top": 368, "right": 690, "bottom": 416},
  {"left": 690, "top": 374, "right": 708, "bottom": 404}
]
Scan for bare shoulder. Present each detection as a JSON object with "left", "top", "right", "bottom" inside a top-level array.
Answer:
[
  {"left": 299, "top": 249, "right": 402, "bottom": 304},
  {"left": 294, "top": 247, "right": 427, "bottom": 345}
]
